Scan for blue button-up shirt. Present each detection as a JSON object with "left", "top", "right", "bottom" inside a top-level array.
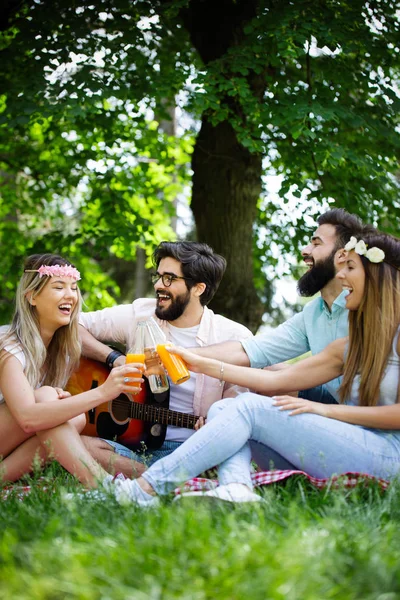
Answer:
[{"left": 241, "top": 291, "right": 349, "bottom": 400}]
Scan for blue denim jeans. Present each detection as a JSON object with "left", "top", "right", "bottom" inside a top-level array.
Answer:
[
  {"left": 104, "top": 440, "right": 182, "bottom": 467},
  {"left": 143, "top": 393, "right": 400, "bottom": 494},
  {"left": 298, "top": 385, "right": 337, "bottom": 404}
]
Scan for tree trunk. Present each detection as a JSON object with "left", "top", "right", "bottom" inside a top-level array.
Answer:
[
  {"left": 134, "top": 247, "right": 147, "bottom": 299},
  {"left": 191, "top": 119, "right": 264, "bottom": 332},
  {"left": 156, "top": 101, "right": 178, "bottom": 234},
  {"left": 178, "top": 0, "right": 265, "bottom": 332}
]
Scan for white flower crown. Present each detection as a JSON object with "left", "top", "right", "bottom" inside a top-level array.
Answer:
[{"left": 344, "top": 237, "right": 385, "bottom": 263}]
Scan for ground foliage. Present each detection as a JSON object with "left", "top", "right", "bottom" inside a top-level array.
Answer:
[
  {"left": 0, "top": 0, "right": 399, "bottom": 328},
  {"left": 1, "top": 465, "right": 400, "bottom": 599}
]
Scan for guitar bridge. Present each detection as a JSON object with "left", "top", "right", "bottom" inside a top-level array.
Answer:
[{"left": 88, "top": 378, "right": 99, "bottom": 424}]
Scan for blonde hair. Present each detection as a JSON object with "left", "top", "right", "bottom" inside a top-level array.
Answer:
[
  {"left": 340, "top": 234, "right": 400, "bottom": 406},
  {"left": 0, "top": 253, "right": 82, "bottom": 389}
]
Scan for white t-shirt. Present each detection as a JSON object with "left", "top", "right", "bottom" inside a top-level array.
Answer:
[{"left": 165, "top": 323, "right": 199, "bottom": 442}]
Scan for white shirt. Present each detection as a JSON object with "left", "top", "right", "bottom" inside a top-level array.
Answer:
[{"left": 166, "top": 323, "right": 199, "bottom": 442}]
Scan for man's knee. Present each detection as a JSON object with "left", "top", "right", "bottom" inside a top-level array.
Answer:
[
  {"left": 81, "top": 436, "right": 114, "bottom": 453},
  {"left": 298, "top": 386, "right": 338, "bottom": 404}
]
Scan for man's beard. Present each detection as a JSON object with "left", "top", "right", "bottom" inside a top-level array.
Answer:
[
  {"left": 155, "top": 289, "right": 191, "bottom": 321},
  {"left": 297, "top": 249, "right": 337, "bottom": 297}
]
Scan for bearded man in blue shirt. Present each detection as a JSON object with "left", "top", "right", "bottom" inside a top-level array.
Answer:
[{"left": 195, "top": 208, "right": 376, "bottom": 405}]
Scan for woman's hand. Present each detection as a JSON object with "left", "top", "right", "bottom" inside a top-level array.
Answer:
[
  {"left": 166, "top": 345, "right": 209, "bottom": 374},
  {"left": 272, "top": 396, "right": 330, "bottom": 418},
  {"left": 101, "top": 363, "right": 144, "bottom": 399},
  {"left": 55, "top": 388, "right": 71, "bottom": 399}
]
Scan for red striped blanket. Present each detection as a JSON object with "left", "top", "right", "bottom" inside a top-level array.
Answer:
[
  {"left": 2, "top": 469, "right": 389, "bottom": 500},
  {"left": 173, "top": 470, "right": 390, "bottom": 495}
]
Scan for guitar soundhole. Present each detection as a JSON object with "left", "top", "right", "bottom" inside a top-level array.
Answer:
[{"left": 110, "top": 394, "right": 131, "bottom": 424}]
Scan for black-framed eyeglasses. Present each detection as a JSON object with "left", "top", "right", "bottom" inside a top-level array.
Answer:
[{"left": 151, "top": 272, "right": 191, "bottom": 287}]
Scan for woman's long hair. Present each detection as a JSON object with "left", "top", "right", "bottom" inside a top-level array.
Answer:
[
  {"left": 340, "top": 233, "right": 400, "bottom": 406},
  {"left": 0, "top": 254, "right": 82, "bottom": 388}
]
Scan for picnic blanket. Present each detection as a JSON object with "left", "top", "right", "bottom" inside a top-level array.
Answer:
[
  {"left": 173, "top": 469, "right": 390, "bottom": 495},
  {"left": 2, "top": 469, "right": 389, "bottom": 501}
]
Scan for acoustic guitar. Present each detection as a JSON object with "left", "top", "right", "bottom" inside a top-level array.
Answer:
[{"left": 66, "top": 357, "right": 200, "bottom": 450}]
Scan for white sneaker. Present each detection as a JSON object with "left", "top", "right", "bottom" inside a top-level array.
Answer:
[
  {"left": 103, "top": 472, "right": 127, "bottom": 491},
  {"left": 174, "top": 483, "right": 264, "bottom": 504},
  {"left": 112, "top": 478, "right": 160, "bottom": 508},
  {"left": 62, "top": 473, "right": 130, "bottom": 502}
]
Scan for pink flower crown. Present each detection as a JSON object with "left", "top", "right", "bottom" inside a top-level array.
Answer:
[{"left": 25, "top": 264, "right": 81, "bottom": 281}]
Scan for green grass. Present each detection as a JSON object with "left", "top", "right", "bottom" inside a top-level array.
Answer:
[{"left": 1, "top": 465, "right": 400, "bottom": 599}]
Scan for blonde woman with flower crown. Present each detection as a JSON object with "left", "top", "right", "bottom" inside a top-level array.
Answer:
[
  {"left": 104, "top": 232, "right": 400, "bottom": 506},
  {"left": 0, "top": 253, "right": 141, "bottom": 488}
]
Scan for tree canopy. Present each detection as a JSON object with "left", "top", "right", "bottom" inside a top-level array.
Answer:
[{"left": 1, "top": 0, "right": 399, "bottom": 330}]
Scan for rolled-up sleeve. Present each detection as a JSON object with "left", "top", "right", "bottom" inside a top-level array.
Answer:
[
  {"left": 241, "top": 312, "right": 309, "bottom": 368},
  {"left": 79, "top": 305, "right": 134, "bottom": 346}
]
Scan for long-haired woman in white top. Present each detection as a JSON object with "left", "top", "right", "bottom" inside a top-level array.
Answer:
[{"left": 0, "top": 253, "right": 140, "bottom": 488}]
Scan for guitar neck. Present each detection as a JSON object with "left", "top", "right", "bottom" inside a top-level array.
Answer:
[{"left": 129, "top": 402, "right": 199, "bottom": 429}]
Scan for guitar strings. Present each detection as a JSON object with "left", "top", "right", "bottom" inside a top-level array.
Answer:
[{"left": 110, "top": 397, "right": 198, "bottom": 428}]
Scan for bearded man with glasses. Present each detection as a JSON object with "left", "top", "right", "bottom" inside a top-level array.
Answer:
[{"left": 78, "top": 241, "right": 252, "bottom": 476}]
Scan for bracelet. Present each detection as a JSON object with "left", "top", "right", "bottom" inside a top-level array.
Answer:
[
  {"left": 219, "top": 362, "right": 225, "bottom": 387},
  {"left": 105, "top": 349, "right": 125, "bottom": 370}
]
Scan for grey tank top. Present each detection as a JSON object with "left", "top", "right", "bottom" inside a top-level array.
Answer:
[{"left": 347, "top": 326, "right": 400, "bottom": 406}]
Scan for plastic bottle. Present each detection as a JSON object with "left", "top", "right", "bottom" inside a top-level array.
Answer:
[{"left": 144, "top": 319, "right": 170, "bottom": 394}]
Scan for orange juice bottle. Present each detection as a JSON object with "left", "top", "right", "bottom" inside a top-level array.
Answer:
[
  {"left": 156, "top": 343, "right": 190, "bottom": 385},
  {"left": 125, "top": 352, "right": 145, "bottom": 389},
  {"left": 125, "top": 322, "right": 147, "bottom": 392}
]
